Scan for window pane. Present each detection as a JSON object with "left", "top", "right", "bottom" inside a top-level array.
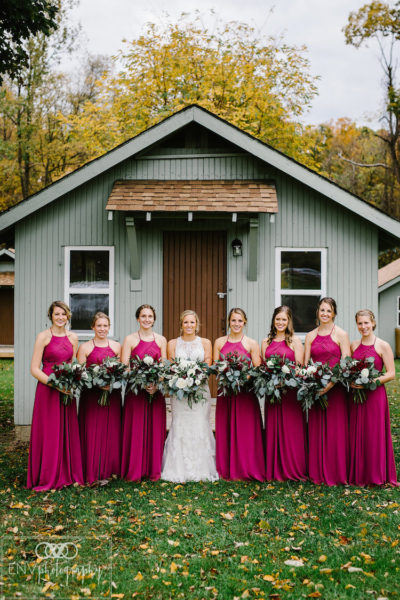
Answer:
[
  {"left": 70, "top": 250, "right": 109, "bottom": 288},
  {"left": 281, "top": 294, "right": 320, "bottom": 332},
  {"left": 281, "top": 251, "right": 321, "bottom": 290},
  {"left": 70, "top": 294, "right": 109, "bottom": 330}
]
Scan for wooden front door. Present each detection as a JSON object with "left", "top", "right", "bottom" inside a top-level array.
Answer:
[
  {"left": 163, "top": 231, "right": 227, "bottom": 395},
  {"left": 0, "top": 288, "right": 14, "bottom": 345}
]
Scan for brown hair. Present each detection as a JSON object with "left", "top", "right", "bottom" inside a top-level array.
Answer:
[
  {"left": 228, "top": 307, "right": 248, "bottom": 327},
  {"left": 355, "top": 309, "right": 376, "bottom": 330},
  {"left": 91, "top": 312, "right": 111, "bottom": 328},
  {"left": 267, "top": 305, "right": 294, "bottom": 346},
  {"left": 316, "top": 297, "right": 337, "bottom": 324},
  {"left": 179, "top": 309, "right": 200, "bottom": 335},
  {"left": 47, "top": 300, "right": 71, "bottom": 322},
  {"left": 135, "top": 304, "right": 156, "bottom": 321}
]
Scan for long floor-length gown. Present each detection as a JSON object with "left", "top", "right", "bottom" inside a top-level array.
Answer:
[
  {"left": 27, "top": 334, "right": 84, "bottom": 490},
  {"left": 121, "top": 336, "right": 166, "bottom": 481},
  {"left": 264, "top": 340, "right": 307, "bottom": 481},
  {"left": 349, "top": 343, "right": 398, "bottom": 486},
  {"left": 215, "top": 339, "right": 265, "bottom": 481},
  {"left": 78, "top": 342, "right": 121, "bottom": 484},
  {"left": 308, "top": 329, "right": 349, "bottom": 485},
  {"left": 161, "top": 337, "right": 218, "bottom": 482}
]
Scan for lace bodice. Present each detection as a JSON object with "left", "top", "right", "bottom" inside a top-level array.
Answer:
[{"left": 175, "top": 337, "right": 204, "bottom": 361}]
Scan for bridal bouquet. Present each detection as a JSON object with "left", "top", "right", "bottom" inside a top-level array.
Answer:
[
  {"left": 89, "top": 356, "right": 127, "bottom": 406},
  {"left": 126, "top": 355, "right": 164, "bottom": 401},
  {"left": 47, "top": 359, "right": 91, "bottom": 406},
  {"left": 296, "top": 360, "right": 334, "bottom": 418},
  {"left": 161, "top": 358, "right": 209, "bottom": 408},
  {"left": 251, "top": 355, "right": 297, "bottom": 403},
  {"left": 332, "top": 356, "right": 381, "bottom": 403},
  {"left": 209, "top": 352, "right": 252, "bottom": 396}
]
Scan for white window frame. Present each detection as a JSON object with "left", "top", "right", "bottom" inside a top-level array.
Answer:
[
  {"left": 64, "top": 246, "right": 115, "bottom": 336},
  {"left": 275, "top": 247, "right": 327, "bottom": 334},
  {"left": 397, "top": 296, "right": 400, "bottom": 327}
]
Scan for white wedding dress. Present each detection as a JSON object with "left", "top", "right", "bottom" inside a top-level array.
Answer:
[{"left": 161, "top": 336, "right": 219, "bottom": 482}]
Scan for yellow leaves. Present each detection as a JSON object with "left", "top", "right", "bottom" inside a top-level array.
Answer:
[
  {"left": 170, "top": 561, "right": 178, "bottom": 573},
  {"left": 167, "top": 539, "right": 180, "bottom": 546},
  {"left": 220, "top": 511, "right": 235, "bottom": 520},
  {"left": 318, "top": 555, "right": 327, "bottom": 563},
  {"left": 133, "top": 572, "right": 143, "bottom": 581},
  {"left": 263, "top": 575, "right": 275, "bottom": 582},
  {"left": 308, "top": 592, "right": 322, "bottom": 598},
  {"left": 111, "top": 595, "right": 125, "bottom": 599},
  {"left": 10, "top": 502, "right": 25, "bottom": 509}
]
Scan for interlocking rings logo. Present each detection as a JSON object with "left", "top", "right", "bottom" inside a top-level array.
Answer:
[{"left": 35, "top": 541, "right": 78, "bottom": 560}]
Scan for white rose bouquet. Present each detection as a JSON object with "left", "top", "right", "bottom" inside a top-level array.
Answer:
[
  {"left": 332, "top": 356, "right": 381, "bottom": 403},
  {"left": 296, "top": 360, "right": 334, "bottom": 419},
  {"left": 126, "top": 354, "right": 165, "bottom": 401},
  {"left": 88, "top": 356, "right": 127, "bottom": 406},
  {"left": 161, "top": 358, "right": 209, "bottom": 408},
  {"left": 47, "top": 359, "right": 91, "bottom": 406},
  {"left": 208, "top": 351, "right": 252, "bottom": 396},
  {"left": 251, "top": 354, "right": 297, "bottom": 403}
]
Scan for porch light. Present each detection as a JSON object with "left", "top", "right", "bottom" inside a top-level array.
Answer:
[{"left": 231, "top": 238, "right": 243, "bottom": 257}]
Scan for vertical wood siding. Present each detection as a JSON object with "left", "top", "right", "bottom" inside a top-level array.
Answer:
[
  {"left": 379, "top": 284, "right": 400, "bottom": 353},
  {"left": 15, "top": 154, "right": 378, "bottom": 423}
]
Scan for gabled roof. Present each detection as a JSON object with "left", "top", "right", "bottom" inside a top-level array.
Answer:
[
  {"left": 0, "top": 248, "right": 15, "bottom": 260},
  {"left": 378, "top": 257, "right": 400, "bottom": 292},
  {"left": 1, "top": 104, "right": 400, "bottom": 238}
]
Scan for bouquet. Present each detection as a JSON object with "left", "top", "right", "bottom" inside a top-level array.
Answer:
[
  {"left": 251, "top": 354, "right": 297, "bottom": 403},
  {"left": 296, "top": 360, "right": 334, "bottom": 418},
  {"left": 89, "top": 356, "right": 127, "bottom": 406},
  {"left": 332, "top": 356, "right": 381, "bottom": 403},
  {"left": 126, "top": 354, "right": 165, "bottom": 401},
  {"left": 161, "top": 358, "right": 209, "bottom": 408},
  {"left": 209, "top": 352, "right": 252, "bottom": 396},
  {"left": 47, "top": 359, "right": 91, "bottom": 406}
]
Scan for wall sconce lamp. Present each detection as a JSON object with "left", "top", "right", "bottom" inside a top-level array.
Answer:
[{"left": 231, "top": 238, "right": 243, "bottom": 257}]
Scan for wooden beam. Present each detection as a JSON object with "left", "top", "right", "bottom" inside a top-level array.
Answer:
[
  {"left": 125, "top": 216, "right": 140, "bottom": 279},
  {"left": 248, "top": 217, "right": 259, "bottom": 281}
]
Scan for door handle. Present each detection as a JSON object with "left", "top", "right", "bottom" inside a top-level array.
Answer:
[{"left": 216, "top": 292, "right": 227, "bottom": 299}]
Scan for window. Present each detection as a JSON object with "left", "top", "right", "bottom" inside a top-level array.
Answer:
[
  {"left": 275, "top": 248, "right": 327, "bottom": 334},
  {"left": 64, "top": 246, "right": 114, "bottom": 334}
]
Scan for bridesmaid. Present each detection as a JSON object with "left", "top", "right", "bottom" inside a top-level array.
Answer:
[
  {"left": 304, "top": 297, "right": 351, "bottom": 485},
  {"left": 77, "top": 312, "right": 122, "bottom": 484},
  {"left": 261, "top": 305, "right": 306, "bottom": 481},
  {"left": 214, "top": 307, "right": 265, "bottom": 481},
  {"left": 349, "top": 309, "right": 398, "bottom": 486},
  {"left": 121, "top": 304, "right": 167, "bottom": 481},
  {"left": 27, "top": 301, "right": 83, "bottom": 490}
]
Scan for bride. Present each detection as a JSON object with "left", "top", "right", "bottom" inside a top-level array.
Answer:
[{"left": 161, "top": 310, "right": 219, "bottom": 482}]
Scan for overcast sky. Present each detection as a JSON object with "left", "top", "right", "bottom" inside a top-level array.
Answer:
[{"left": 69, "top": 0, "right": 397, "bottom": 128}]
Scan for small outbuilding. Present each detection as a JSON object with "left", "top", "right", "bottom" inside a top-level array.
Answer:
[
  {"left": 378, "top": 258, "right": 400, "bottom": 356},
  {"left": 0, "top": 247, "right": 15, "bottom": 356},
  {"left": 0, "top": 104, "right": 400, "bottom": 426}
]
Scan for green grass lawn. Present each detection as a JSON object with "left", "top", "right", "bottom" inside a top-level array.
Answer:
[{"left": 1, "top": 359, "right": 400, "bottom": 599}]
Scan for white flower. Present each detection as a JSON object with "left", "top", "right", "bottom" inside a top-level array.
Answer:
[
  {"left": 143, "top": 356, "right": 154, "bottom": 366},
  {"left": 186, "top": 377, "right": 194, "bottom": 388},
  {"left": 195, "top": 378, "right": 201, "bottom": 385},
  {"left": 178, "top": 360, "right": 189, "bottom": 370},
  {"left": 360, "top": 368, "right": 369, "bottom": 378},
  {"left": 218, "top": 361, "right": 228, "bottom": 370},
  {"left": 306, "top": 365, "right": 317, "bottom": 376},
  {"left": 281, "top": 364, "right": 290, "bottom": 374},
  {"left": 299, "top": 368, "right": 307, "bottom": 376},
  {"left": 71, "top": 363, "right": 80, "bottom": 371},
  {"left": 92, "top": 365, "right": 100, "bottom": 373},
  {"left": 187, "top": 369, "right": 195, "bottom": 377},
  {"left": 176, "top": 378, "right": 187, "bottom": 389},
  {"left": 266, "top": 360, "right": 274, "bottom": 368}
]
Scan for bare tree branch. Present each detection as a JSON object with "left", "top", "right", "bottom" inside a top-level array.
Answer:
[{"left": 338, "top": 151, "right": 389, "bottom": 169}]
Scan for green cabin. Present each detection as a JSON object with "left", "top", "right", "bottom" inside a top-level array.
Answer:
[{"left": 1, "top": 105, "right": 400, "bottom": 426}]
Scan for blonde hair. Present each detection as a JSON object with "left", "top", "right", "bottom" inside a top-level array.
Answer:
[
  {"left": 179, "top": 310, "right": 200, "bottom": 335},
  {"left": 355, "top": 309, "right": 376, "bottom": 330},
  {"left": 228, "top": 307, "right": 248, "bottom": 327},
  {"left": 91, "top": 312, "right": 111, "bottom": 328},
  {"left": 47, "top": 300, "right": 71, "bottom": 322}
]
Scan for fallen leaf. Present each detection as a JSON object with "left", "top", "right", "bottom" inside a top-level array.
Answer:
[
  {"left": 133, "top": 572, "right": 143, "bottom": 581},
  {"left": 284, "top": 559, "right": 304, "bottom": 567}
]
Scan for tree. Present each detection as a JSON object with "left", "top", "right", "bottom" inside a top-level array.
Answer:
[
  {"left": 343, "top": 1, "right": 400, "bottom": 214},
  {"left": 66, "top": 15, "right": 319, "bottom": 168},
  {"left": 0, "top": 0, "right": 60, "bottom": 82}
]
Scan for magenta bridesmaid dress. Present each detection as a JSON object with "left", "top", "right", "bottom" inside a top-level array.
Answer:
[
  {"left": 78, "top": 343, "right": 122, "bottom": 484},
  {"left": 308, "top": 328, "right": 349, "bottom": 485},
  {"left": 27, "top": 334, "right": 84, "bottom": 491},
  {"left": 121, "top": 336, "right": 166, "bottom": 481},
  {"left": 215, "top": 339, "right": 265, "bottom": 481},
  {"left": 264, "top": 340, "right": 307, "bottom": 481},
  {"left": 349, "top": 343, "right": 398, "bottom": 486}
]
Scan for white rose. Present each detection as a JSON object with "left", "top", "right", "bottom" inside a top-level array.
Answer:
[
  {"left": 187, "top": 369, "right": 195, "bottom": 377},
  {"left": 195, "top": 378, "right": 201, "bottom": 385},
  {"left": 266, "top": 360, "right": 274, "bottom": 368},
  {"left": 281, "top": 364, "right": 290, "bottom": 374},
  {"left": 176, "top": 378, "right": 187, "bottom": 389},
  {"left": 360, "top": 368, "right": 369, "bottom": 378},
  {"left": 299, "top": 368, "right": 307, "bottom": 376},
  {"left": 306, "top": 366, "right": 317, "bottom": 376},
  {"left": 179, "top": 360, "right": 189, "bottom": 370},
  {"left": 143, "top": 356, "right": 154, "bottom": 366},
  {"left": 71, "top": 363, "right": 80, "bottom": 371}
]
